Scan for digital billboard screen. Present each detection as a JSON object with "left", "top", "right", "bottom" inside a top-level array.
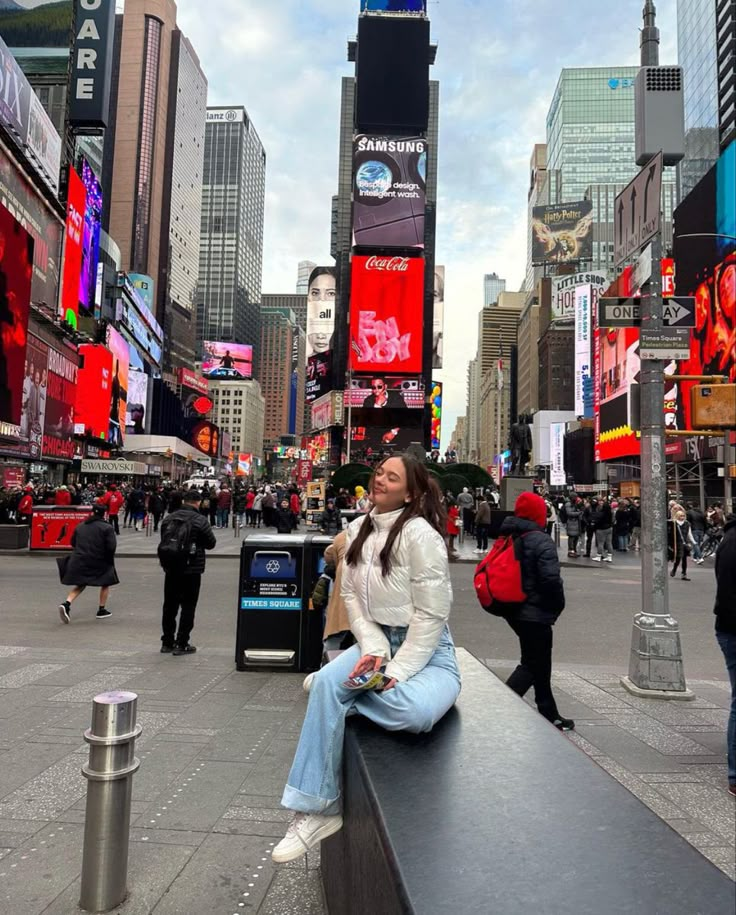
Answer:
[
  {"left": 201, "top": 341, "right": 253, "bottom": 379},
  {"left": 532, "top": 201, "right": 593, "bottom": 266},
  {"left": 43, "top": 343, "right": 78, "bottom": 462},
  {"left": 353, "top": 135, "right": 426, "bottom": 248},
  {"left": 79, "top": 159, "right": 102, "bottom": 314},
  {"left": 106, "top": 325, "right": 129, "bottom": 447},
  {"left": 75, "top": 344, "right": 113, "bottom": 441},
  {"left": 0, "top": 202, "right": 34, "bottom": 429},
  {"left": 305, "top": 265, "right": 336, "bottom": 403},
  {"left": 361, "top": 0, "right": 426, "bottom": 9},
  {"left": 59, "top": 166, "right": 86, "bottom": 328},
  {"left": 126, "top": 370, "right": 148, "bottom": 435},
  {"left": 349, "top": 409, "right": 424, "bottom": 459},
  {"left": 18, "top": 333, "right": 47, "bottom": 459},
  {"left": 430, "top": 381, "right": 442, "bottom": 450},
  {"left": 349, "top": 255, "right": 424, "bottom": 374},
  {"left": 433, "top": 265, "right": 444, "bottom": 369},
  {"left": 344, "top": 376, "right": 424, "bottom": 409}
]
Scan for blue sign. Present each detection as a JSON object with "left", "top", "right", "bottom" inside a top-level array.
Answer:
[
  {"left": 361, "top": 0, "right": 425, "bottom": 9},
  {"left": 241, "top": 598, "right": 302, "bottom": 611},
  {"left": 608, "top": 78, "right": 635, "bottom": 90}
]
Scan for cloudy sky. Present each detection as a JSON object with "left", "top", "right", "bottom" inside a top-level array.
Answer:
[{"left": 175, "top": 0, "right": 678, "bottom": 446}]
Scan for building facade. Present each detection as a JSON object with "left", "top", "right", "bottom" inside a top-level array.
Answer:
[
  {"left": 108, "top": 0, "right": 178, "bottom": 290},
  {"left": 538, "top": 325, "right": 575, "bottom": 412},
  {"left": 208, "top": 378, "right": 265, "bottom": 459},
  {"left": 516, "top": 283, "right": 543, "bottom": 416},
  {"left": 716, "top": 0, "right": 736, "bottom": 151},
  {"left": 677, "top": 0, "right": 719, "bottom": 197},
  {"left": 296, "top": 260, "right": 316, "bottom": 298},
  {"left": 483, "top": 273, "right": 506, "bottom": 307},
  {"left": 259, "top": 306, "right": 302, "bottom": 447},
  {"left": 197, "top": 107, "right": 266, "bottom": 365},
  {"left": 159, "top": 31, "right": 207, "bottom": 371}
]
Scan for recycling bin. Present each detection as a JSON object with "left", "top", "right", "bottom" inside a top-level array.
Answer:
[{"left": 236, "top": 533, "right": 332, "bottom": 673}]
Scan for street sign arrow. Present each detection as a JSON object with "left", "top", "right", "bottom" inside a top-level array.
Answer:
[
  {"left": 662, "top": 296, "right": 696, "bottom": 328},
  {"left": 614, "top": 151, "right": 663, "bottom": 266}
]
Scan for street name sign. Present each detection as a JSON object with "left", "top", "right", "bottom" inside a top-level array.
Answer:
[
  {"left": 614, "top": 151, "right": 663, "bottom": 266},
  {"left": 639, "top": 327, "right": 691, "bottom": 361}
]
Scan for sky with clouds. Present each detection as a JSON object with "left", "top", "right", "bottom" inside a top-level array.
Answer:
[{"left": 175, "top": 0, "right": 678, "bottom": 446}]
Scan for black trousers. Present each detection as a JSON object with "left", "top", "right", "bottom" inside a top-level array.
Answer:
[
  {"left": 109, "top": 515, "right": 119, "bottom": 534},
  {"left": 162, "top": 573, "right": 201, "bottom": 648},
  {"left": 476, "top": 523, "right": 490, "bottom": 551},
  {"left": 505, "top": 618, "right": 560, "bottom": 722}
]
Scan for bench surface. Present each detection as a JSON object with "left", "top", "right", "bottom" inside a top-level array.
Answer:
[{"left": 322, "top": 649, "right": 735, "bottom": 915}]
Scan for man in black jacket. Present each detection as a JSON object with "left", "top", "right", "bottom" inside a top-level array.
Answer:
[
  {"left": 591, "top": 498, "right": 613, "bottom": 562},
  {"left": 686, "top": 502, "right": 706, "bottom": 563},
  {"left": 497, "top": 492, "right": 573, "bottom": 731},
  {"left": 159, "top": 490, "right": 216, "bottom": 655},
  {"left": 714, "top": 515, "right": 736, "bottom": 796}
]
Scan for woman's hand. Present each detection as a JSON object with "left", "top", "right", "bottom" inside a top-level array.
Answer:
[
  {"left": 348, "top": 655, "right": 384, "bottom": 680},
  {"left": 379, "top": 677, "right": 397, "bottom": 692}
]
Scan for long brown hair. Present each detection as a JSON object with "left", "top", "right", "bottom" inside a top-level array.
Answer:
[{"left": 346, "top": 455, "right": 447, "bottom": 576}]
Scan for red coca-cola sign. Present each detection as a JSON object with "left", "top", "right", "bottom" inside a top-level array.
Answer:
[{"left": 364, "top": 256, "right": 410, "bottom": 272}]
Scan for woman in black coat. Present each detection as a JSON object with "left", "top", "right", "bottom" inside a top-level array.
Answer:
[{"left": 59, "top": 504, "right": 119, "bottom": 623}]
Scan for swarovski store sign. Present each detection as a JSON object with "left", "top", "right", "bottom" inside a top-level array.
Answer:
[{"left": 81, "top": 459, "right": 148, "bottom": 476}]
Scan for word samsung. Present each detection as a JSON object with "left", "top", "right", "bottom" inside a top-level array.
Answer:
[{"left": 356, "top": 137, "right": 426, "bottom": 154}]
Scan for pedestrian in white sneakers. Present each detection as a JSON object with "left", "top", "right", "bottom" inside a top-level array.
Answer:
[
  {"left": 58, "top": 503, "right": 118, "bottom": 622},
  {"left": 272, "top": 455, "right": 461, "bottom": 864}
]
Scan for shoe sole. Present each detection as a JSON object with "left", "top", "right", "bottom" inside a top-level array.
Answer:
[
  {"left": 172, "top": 650, "right": 197, "bottom": 656},
  {"left": 59, "top": 605, "right": 70, "bottom": 624},
  {"left": 96, "top": 615, "right": 112, "bottom": 620},
  {"left": 271, "top": 816, "right": 343, "bottom": 864}
]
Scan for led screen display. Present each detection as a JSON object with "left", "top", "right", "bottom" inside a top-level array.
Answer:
[
  {"left": 349, "top": 255, "right": 424, "bottom": 374},
  {"left": 74, "top": 344, "right": 112, "bottom": 441},
  {"left": 0, "top": 202, "right": 34, "bottom": 428},
  {"left": 59, "top": 166, "right": 85, "bottom": 328},
  {"left": 106, "top": 325, "right": 129, "bottom": 447},
  {"left": 353, "top": 135, "right": 426, "bottom": 248},
  {"left": 202, "top": 341, "right": 253, "bottom": 379},
  {"left": 125, "top": 370, "right": 148, "bottom": 435},
  {"left": 79, "top": 159, "right": 102, "bottom": 314},
  {"left": 344, "top": 376, "right": 424, "bottom": 409},
  {"left": 531, "top": 201, "right": 593, "bottom": 266},
  {"left": 43, "top": 343, "right": 78, "bottom": 462}
]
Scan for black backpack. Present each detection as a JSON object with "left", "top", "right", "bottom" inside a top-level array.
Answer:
[{"left": 158, "top": 516, "right": 195, "bottom": 571}]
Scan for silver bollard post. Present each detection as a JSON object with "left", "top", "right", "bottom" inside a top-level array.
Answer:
[{"left": 80, "top": 691, "right": 142, "bottom": 913}]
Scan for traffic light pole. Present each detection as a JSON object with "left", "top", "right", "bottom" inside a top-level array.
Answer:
[{"left": 621, "top": 227, "right": 693, "bottom": 699}]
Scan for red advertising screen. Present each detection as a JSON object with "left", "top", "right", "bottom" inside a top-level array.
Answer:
[
  {"left": 0, "top": 202, "right": 34, "bottom": 428},
  {"left": 106, "top": 325, "right": 129, "bottom": 447},
  {"left": 75, "top": 344, "right": 113, "bottom": 440},
  {"left": 349, "top": 255, "right": 424, "bottom": 374},
  {"left": 31, "top": 507, "right": 92, "bottom": 550},
  {"left": 59, "top": 167, "right": 86, "bottom": 329},
  {"left": 43, "top": 344, "right": 78, "bottom": 462}
]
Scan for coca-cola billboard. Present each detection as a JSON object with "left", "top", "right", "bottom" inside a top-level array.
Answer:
[{"left": 349, "top": 254, "right": 424, "bottom": 374}]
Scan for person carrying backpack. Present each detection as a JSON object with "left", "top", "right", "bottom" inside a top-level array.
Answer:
[
  {"left": 476, "top": 492, "right": 573, "bottom": 731},
  {"left": 157, "top": 489, "right": 216, "bottom": 655}
]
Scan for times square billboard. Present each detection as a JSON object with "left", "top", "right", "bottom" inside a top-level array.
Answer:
[
  {"left": 349, "top": 255, "right": 424, "bottom": 375},
  {"left": 594, "top": 141, "right": 736, "bottom": 462}
]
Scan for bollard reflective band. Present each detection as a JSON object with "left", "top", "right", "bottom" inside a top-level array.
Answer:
[
  {"left": 83, "top": 723, "right": 143, "bottom": 746},
  {"left": 82, "top": 758, "right": 141, "bottom": 782}
]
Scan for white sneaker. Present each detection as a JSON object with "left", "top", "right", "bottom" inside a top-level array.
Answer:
[
  {"left": 303, "top": 672, "right": 315, "bottom": 693},
  {"left": 603, "top": 556, "right": 613, "bottom": 562},
  {"left": 592, "top": 555, "right": 602, "bottom": 562},
  {"left": 272, "top": 812, "right": 343, "bottom": 863}
]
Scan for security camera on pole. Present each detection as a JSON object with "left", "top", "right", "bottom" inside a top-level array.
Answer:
[{"left": 618, "top": 2, "right": 693, "bottom": 699}]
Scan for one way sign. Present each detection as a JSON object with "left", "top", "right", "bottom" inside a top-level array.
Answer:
[
  {"left": 662, "top": 296, "right": 695, "bottom": 328},
  {"left": 614, "top": 151, "right": 663, "bottom": 266}
]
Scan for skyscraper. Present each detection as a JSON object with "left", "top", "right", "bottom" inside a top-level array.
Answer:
[
  {"left": 159, "top": 31, "right": 207, "bottom": 370},
  {"left": 483, "top": 272, "right": 506, "bottom": 307},
  {"left": 296, "top": 261, "right": 316, "bottom": 297},
  {"left": 259, "top": 306, "right": 303, "bottom": 446},
  {"left": 677, "top": 0, "right": 719, "bottom": 197},
  {"left": 716, "top": 0, "right": 736, "bottom": 150},
  {"left": 197, "top": 106, "right": 266, "bottom": 368},
  {"left": 107, "top": 0, "right": 179, "bottom": 288}
]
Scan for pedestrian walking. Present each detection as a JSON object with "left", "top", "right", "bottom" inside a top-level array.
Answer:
[
  {"left": 474, "top": 494, "right": 491, "bottom": 554},
  {"left": 58, "top": 503, "right": 119, "bottom": 623},
  {"left": 244, "top": 488, "right": 255, "bottom": 526},
  {"left": 271, "top": 455, "right": 461, "bottom": 864},
  {"left": 100, "top": 483, "right": 124, "bottom": 534},
  {"left": 157, "top": 489, "right": 217, "bottom": 655},
  {"left": 713, "top": 513, "right": 736, "bottom": 797},
  {"left": 563, "top": 496, "right": 582, "bottom": 557},
  {"left": 216, "top": 485, "right": 231, "bottom": 529},
  {"left": 252, "top": 490, "right": 264, "bottom": 528},
  {"left": 686, "top": 502, "right": 706, "bottom": 563},
  {"left": 262, "top": 489, "right": 276, "bottom": 529},
  {"left": 495, "top": 492, "right": 573, "bottom": 731},
  {"left": 148, "top": 488, "right": 164, "bottom": 533},
  {"left": 591, "top": 498, "right": 613, "bottom": 562},
  {"left": 456, "top": 486, "right": 475, "bottom": 537},
  {"left": 670, "top": 509, "right": 695, "bottom": 581}
]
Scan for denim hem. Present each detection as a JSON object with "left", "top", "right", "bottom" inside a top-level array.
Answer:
[{"left": 282, "top": 784, "right": 341, "bottom": 816}]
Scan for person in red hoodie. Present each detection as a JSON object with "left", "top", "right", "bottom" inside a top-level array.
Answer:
[
  {"left": 100, "top": 483, "right": 125, "bottom": 534},
  {"left": 290, "top": 489, "right": 301, "bottom": 529},
  {"left": 245, "top": 488, "right": 256, "bottom": 527},
  {"left": 17, "top": 486, "right": 34, "bottom": 525},
  {"left": 55, "top": 485, "right": 72, "bottom": 506},
  {"left": 493, "top": 491, "right": 573, "bottom": 732}
]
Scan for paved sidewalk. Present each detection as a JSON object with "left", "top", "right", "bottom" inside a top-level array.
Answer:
[{"left": 0, "top": 637, "right": 732, "bottom": 913}]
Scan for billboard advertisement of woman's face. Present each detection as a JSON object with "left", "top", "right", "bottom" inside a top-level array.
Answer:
[{"left": 305, "top": 266, "right": 337, "bottom": 403}]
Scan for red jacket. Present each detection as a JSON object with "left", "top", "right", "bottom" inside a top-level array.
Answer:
[
  {"left": 18, "top": 494, "right": 33, "bottom": 517},
  {"left": 447, "top": 506, "right": 460, "bottom": 536},
  {"left": 245, "top": 491, "right": 255, "bottom": 509},
  {"left": 290, "top": 493, "right": 300, "bottom": 514},
  {"left": 217, "top": 489, "right": 232, "bottom": 510},
  {"left": 101, "top": 490, "right": 124, "bottom": 516},
  {"left": 55, "top": 489, "right": 72, "bottom": 506}
]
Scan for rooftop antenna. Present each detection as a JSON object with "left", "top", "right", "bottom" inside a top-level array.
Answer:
[{"left": 641, "top": 0, "right": 660, "bottom": 66}]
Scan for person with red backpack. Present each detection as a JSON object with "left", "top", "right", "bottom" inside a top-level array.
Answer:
[{"left": 475, "top": 491, "right": 573, "bottom": 731}]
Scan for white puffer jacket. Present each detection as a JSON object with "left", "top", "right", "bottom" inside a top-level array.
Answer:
[{"left": 341, "top": 507, "right": 453, "bottom": 682}]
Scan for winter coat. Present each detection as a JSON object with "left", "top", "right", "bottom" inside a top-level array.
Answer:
[
  {"left": 714, "top": 519, "right": 736, "bottom": 635},
  {"left": 253, "top": 494, "right": 264, "bottom": 512},
  {"left": 564, "top": 502, "right": 582, "bottom": 537},
  {"left": 245, "top": 492, "right": 255, "bottom": 510},
  {"left": 320, "top": 508, "right": 342, "bottom": 536},
  {"left": 290, "top": 493, "right": 300, "bottom": 515},
  {"left": 493, "top": 516, "right": 566, "bottom": 625},
  {"left": 614, "top": 507, "right": 631, "bottom": 536},
  {"left": 274, "top": 507, "right": 296, "bottom": 534},
  {"left": 101, "top": 490, "right": 124, "bottom": 516},
  {"left": 592, "top": 502, "right": 613, "bottom": 530},
  {"left": 159, "top": 506, "right": 216, "bottom": 575},
  {"left": 217, "top": 490, "right": 232, "bottom": 510},
  {"left": 62, "top": 517, "right": 119, "bottom": 587},
  {"left": 687, "top": 508, "right": 706, "bottom": 532},
  {"left": 456, "top": 492, "right": 474, "bottom": 511},
  {"left": 233, "top": 491, "right": 247, "bottom": 514},
  {"left": 324, "top": 531, "right": 350, "bottom": 640},
  {"left": 672, "top": 519, "right": 695, "bottom": 558},
  {"left": 342, "top": 508, "right": 453, "bottom": 682},
  {"left": 446, "top": 505, "right": 460, "bottom": 536},
  {"left": 55, "top": 489, "right": 71, "bottom": 506},
  {"left": 148, "top": 493, "right": 164, "bottom": 515},
  {"left": 475, "top": 501, "right": 492, "bottom": 526}
]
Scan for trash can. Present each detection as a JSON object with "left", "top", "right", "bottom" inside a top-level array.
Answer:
[{"left": 235, "top": 533, "right": 332, "bottom": 672}]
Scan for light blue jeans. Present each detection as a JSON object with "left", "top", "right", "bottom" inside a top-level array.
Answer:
[
  {"left": 281, "top": 625, "right": 462, "bottom": 815},
  {"left": 716, "top": 631, "right": 736, "bottom": 784}
]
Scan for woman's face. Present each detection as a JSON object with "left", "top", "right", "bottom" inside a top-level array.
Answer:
[
  {"left": 307, "top": 273, "right": 336, "bottom": 354},
  {"left": 371, "top": 458, "right": 408, "bottom": 513},
  {"left": 307, "top": 331, "right": 332, "bottom": 354}
]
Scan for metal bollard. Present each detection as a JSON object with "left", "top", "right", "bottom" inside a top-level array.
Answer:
[{"left": 80, "top": 691, "right": 142, "bottom": 913}]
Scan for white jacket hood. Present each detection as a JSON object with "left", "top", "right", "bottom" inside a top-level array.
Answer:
[{"left": 341, "top": 507, "right": 453, "bottom": 682}]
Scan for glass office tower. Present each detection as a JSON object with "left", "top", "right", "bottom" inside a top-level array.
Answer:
[
  {"left": 197, "top": 108, "right": 266, "bottom": 367},
  {"left": 677, "top": 0, "right": 719, "bottom": 198}
]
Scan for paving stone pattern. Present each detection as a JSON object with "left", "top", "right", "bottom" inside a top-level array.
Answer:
[{"left": 0, "top": 640, "right": 732, "bottom": 913}]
